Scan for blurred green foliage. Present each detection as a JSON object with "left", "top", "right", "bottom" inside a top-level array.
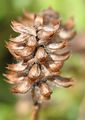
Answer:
[{"left": 0, "top": 0, "right": 85, "bottom": 120}]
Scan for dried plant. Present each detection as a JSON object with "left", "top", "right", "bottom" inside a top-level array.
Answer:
[{"left": 4, "top": 8, "right": 76, "bottom": 120}]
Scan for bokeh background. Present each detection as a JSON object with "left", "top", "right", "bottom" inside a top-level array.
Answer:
[{"left": 0, "top": 0, "right": 85, "bottom": 120}]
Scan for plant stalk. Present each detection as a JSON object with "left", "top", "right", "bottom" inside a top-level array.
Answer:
[{"left": 31, "top": 102, "right": 41, "bottom": 120}]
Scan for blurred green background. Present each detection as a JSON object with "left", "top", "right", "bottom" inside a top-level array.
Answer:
[{"left": 0, "top": 0, "right": 85, "bottom": 120}]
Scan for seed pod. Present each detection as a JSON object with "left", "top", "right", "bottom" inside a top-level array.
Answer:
[
  {"left": 43, "top": 25, "right": 59, "bottom": 32},
  {"left": 47, "top": 41, "right": 66, "bottom": 52},
  {"left": 14, "top": 47, "right": 34, "bottom": 58},
  {"left": 7, "top": 47, "right": 22, "bottom": 59},
  {"left": 48, "top": 61, "right": 63, "bottom": 72},
  {"left": 41, "top": 65, "right": 50, "bottom": 77},
  {"left": 6, "top": 61, "right": 27, "bottom": 72},
  {"left": 11, "top": 80, "right": 30, "bottom": 93},
  {"left": 42, "top": 7, "right": 59, "bottom": 25},
  {"left": 58, "top": 29, "right": 76, "bottom": 39},
  {"left": 35, "top": 47, "right": 48, "bottom": 63},
  {"left": 6, "top": 41, "right": 25, "bottom": 50},
  {"left": 3, "top": 72, "right": 25, "bottom": 84},
  {"left": 52, "top": 75, "right": 74, "bottom": 87},
  {"left": 50, "top": 52, "right": 70, "bottom": 61},
  {"left": 28, "top": 64, "right": 41, "bottom": 81},
  {"left": 11, "top": 21, "right": 36, "bottom": 36},
  {"left": 10, "top": 34, "right": 28, "bottom": 43},
  {"left": 38, "top": 29, "right": 54, "bottom": 40},
  {"left": 27, "top": 36, "right": 37, "bottom": 48},
  {"left": 39, "top": 83, "right": 52, "bottom": 100},
  {"left": 34, "top": 15, "right": 43, "bottom": 27}
]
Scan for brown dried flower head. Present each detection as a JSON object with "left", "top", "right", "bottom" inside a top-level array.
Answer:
[{"left": 4, "top": 8, "right": 76, "bottom": 102}]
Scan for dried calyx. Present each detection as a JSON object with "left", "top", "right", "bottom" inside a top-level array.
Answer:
[{"left": 4, "top": 8, "right": 75, "bottom": 102}]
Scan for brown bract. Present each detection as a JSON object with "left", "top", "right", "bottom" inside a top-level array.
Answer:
[{"left": 4, "top": 8, "right": 75, "bottom": 102}]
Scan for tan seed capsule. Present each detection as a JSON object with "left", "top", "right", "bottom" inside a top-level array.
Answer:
[
  {"left": 28, "top": 64, "right": 41, "bottom": 80},
  {"left": 52, "top": 76, "right": 74, "bottom": 88},
  {"left": 50, "top": 53, "right": 70, "bottom": 61},
  {"left": 34, "top": 16, "right": 43, "bottom": 27},
  {"left": 11, "top": 80, "right": 30, "bottom": 93},
  {"left": 27, "top": 36, "right": 37, "bottom": 47},
  {"left": 7, "top": 47, "right": 22, "bottom": 59},
  {"left": 38, "top": 30, "right": 54, "bottom": 40},
  {"left": 41, "top": 65, "right": 50, "bottom": 77},
  {"left": 6, "top": 61, "right": 27, "bottom": 72},
  {"left": 35, "top": 47, "right": 48, "bottom": 63},
  {"left": 47, "top": 41, "right": 66, "bottom": 52},
  {"left": 39, "top": 83, "right": 52, "bottom": 100},
  {"left": 49, "top": 61, "right": 63, "bottom": 72},
  {"left": 3, "top": 72, "right": 25, "bottom": 84},
  {"left": 43, "top": 24, "right": 59, "bottom": 32},
  {"left": 6, "top": 41, "right": 25, "bottom": 50},
  {"left": 15, "top": 47, "right": 34, "bottom": 57},
  {"left": 10, "top": 34, "right": 28, "bottom": 43},
  {"left": 58, "top": 29, "right": 76, "bottom": 39},
  {"left": 11, "top": 21, "right": 36, "bottom": 36}
]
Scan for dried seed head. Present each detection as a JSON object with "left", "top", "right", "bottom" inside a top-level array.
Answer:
[{"left": 4, "top": 8, "right": 75, "bottom": 103}]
